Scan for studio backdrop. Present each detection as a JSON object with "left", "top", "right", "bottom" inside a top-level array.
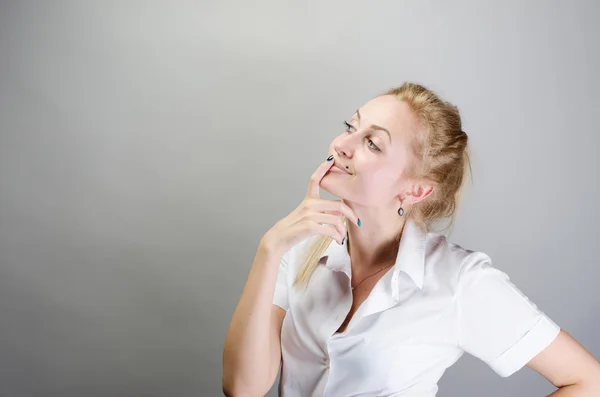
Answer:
[{"left": 0, "top": 1, "right": 598, "bottom": 396}]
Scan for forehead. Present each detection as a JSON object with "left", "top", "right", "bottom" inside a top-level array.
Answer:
[{"left": 354, "top": 95, "right": 420, "bottom": 143}]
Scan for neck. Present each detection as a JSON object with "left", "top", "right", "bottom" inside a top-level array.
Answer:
[{"left": 346, "top": 204, "right": 407, "bottom": 272}]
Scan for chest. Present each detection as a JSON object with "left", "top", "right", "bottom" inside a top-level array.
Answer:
[
  {"left": 335, "top": 272, "right": 383, "bottom": 333},
  {"left": 280, "top": 267, "right": 461, "bottom": 394},
  {"left": 286, "top": 265, "right": 456, "bottom": 347}
]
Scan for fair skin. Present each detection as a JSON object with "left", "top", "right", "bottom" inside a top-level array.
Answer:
[
  {"left": 320, "top": 95, "right": 434, "bottom": 332},
  {"left": 321, "top": 95, "right": 432, "bottom": 275},
  {"left": 222, "top": 95, "right": 600, "bottom": 396},
  {"left": 320, "top": 94, "right": 600, "bottom": 395}
]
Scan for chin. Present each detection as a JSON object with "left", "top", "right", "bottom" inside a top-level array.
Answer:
[{"left": 320, "top": 179, "right": 352, "bottom": 201}]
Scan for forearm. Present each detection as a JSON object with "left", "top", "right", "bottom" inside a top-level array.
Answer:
[{"left": 222, "top": 244, "right": 283, "bottom": 395}]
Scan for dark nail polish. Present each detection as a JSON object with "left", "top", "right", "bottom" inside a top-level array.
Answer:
[
  {"left": 341, "top": 237, "right": 346, "bottom": 244},
  {"left": 357, "top": 218, "right": 361, "bottom": 227},
  {"left": 327, "top": 155, "right": 334, "bottom": 161}
]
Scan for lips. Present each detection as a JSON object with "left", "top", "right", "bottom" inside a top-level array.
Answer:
[{"left": 333, "top": 163, "right": 351, "bottom": 174}]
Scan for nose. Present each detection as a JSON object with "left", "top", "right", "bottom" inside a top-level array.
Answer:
[{"left": 333, "top": 134, "right": 355, "bottom": 160}]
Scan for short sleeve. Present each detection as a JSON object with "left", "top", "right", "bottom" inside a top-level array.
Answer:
[
  {"left": 272, "top": 251, "right": 290, "bottom": 311},
  {"left": 455, "top": 252, "right": 561, "bottom": 377}
]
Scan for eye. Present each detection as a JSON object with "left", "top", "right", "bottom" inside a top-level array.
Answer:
[
  {"left": 367, "top": 139, "right": 381, "bottom": 151},
  {"left": 344, "top": 120, "right": 381, "bottom": 152},
  {"left": 343, "top": 120, "right": 353, "bottom": 132}
]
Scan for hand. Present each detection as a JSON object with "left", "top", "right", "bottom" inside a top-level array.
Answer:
[{"left": 261, "top": 156, "right": 360, "bottom": 257}]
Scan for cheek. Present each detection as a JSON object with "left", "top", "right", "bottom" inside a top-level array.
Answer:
[{"left": 356, "top": 168, "right": 399, "bottom": 196}]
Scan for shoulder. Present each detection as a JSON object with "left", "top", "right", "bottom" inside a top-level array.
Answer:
[{"left": 422, "top": 230, "right": 497, "bottom": 293}]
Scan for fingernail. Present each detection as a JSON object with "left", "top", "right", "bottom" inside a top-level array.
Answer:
[
  {"left": 357, "top": 218, "right": 361, "bottom": 227},
  {"left": 341, "top": 237, "right": 346, "bottom": 244},
  {"left": 327, "top": 155, "right": 334, "bottom": 161}
]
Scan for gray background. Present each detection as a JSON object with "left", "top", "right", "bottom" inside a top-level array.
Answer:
[{"left": 1, "top": 1, "right": 598, "bottom": 396}]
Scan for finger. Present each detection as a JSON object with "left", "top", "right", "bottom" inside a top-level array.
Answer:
[
  {"left": 307, "top": 222, "right": 345, "bottom": 245},
  {"left": 309, "top": 199, "right": 360, "bottom": 226},
  {"left": 306, "top": 213, "right": 347, "bottom": 240},
  {"left": 306, "top": 155, "right": 335, "bottom": 199}
]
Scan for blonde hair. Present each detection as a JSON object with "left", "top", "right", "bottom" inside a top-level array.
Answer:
[{"left": 294, "top": 82, "right": 472, "bottom": 287}]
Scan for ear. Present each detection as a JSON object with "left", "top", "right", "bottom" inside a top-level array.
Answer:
[{"left": 403, "top": 181, "right": 434, "bottom": 205}]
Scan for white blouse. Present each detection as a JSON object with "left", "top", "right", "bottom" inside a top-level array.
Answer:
[{"left": 272, "top": 219, "right": 561, "bottom": 397}]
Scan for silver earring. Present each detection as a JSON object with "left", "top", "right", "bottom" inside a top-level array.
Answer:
[{"left": 398, "top": 199, "right": 405, "bottom": 217}]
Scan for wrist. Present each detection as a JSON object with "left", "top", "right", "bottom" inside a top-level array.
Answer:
[{"left": 258, "top": 237, "right": 284, "bottom": 261}]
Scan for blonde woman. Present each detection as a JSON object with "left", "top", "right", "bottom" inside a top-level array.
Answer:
[{"left": 222, "top": 83, "right": 600, "bottom": 396}]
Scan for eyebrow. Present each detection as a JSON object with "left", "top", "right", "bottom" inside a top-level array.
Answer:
[{"left": 355, "top": 109, "right": 392, "bottom": 144}]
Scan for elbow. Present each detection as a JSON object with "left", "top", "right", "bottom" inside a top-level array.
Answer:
[
  {"left": 568, "top": 367, "right": 600, "bottom": 395},
  {"left": 221, "top": 382, "right": 240, "bottom": 397},
  {"left": 556, "top": 381, "right": 600, "bottom": 396},
  {"left": 221, "top": 377, "right": 242, "bottom": 397},
  {"left": 221, "top": 369, "right": 243, "bottom": 397},
  {"left": 222, "top": 381, "right": 264, "bottom": 397},
  {"left": 554, "top": 373, "right": 600, "bottom": 396},
  {"left": 582, "top": 377, "right": 600, "bottom": 396},
  {"left": 222, "top": 348, "right": 277, "bottom": 396},
  {"left": 222, "top": 371, "right": 268, "bottom": 397}
]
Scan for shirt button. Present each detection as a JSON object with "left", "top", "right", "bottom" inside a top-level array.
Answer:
[{"left": 324, "top": 357, "right": 330, "bottom": 368}]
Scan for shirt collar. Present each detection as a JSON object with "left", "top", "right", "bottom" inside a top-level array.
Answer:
[{"left": 321, "top": 218, "right": 426, "bottom": 291}]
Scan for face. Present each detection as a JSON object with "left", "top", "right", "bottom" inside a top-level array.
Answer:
[{"left": 321, "top": 95, "right": 426, "bottom": 209}]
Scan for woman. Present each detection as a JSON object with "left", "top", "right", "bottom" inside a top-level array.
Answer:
[{"left": 222, "top": 83, "right": 600, "bottom": 396}]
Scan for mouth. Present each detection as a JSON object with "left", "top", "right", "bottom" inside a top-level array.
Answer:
[{"left": 332, "top": 163, "right": 352, "bottom": 175}]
